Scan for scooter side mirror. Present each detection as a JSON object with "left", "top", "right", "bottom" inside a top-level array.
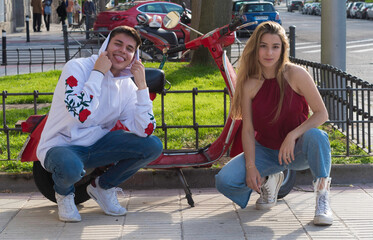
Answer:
[{"left": 163, "top": 11, "right": 180, "bottom": 29}]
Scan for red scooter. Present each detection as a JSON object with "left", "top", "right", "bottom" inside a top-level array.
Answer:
[
  {"left": 19, "top": 12, "right": 296, "bottom": 207},
  {"left": 135, "top": 3, "right": 191, "bottom": 61}
]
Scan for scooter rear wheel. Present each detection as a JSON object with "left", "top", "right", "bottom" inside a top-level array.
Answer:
[
  {"left": 33, "top": 161, "right": 92, "bottom": 204},
  {"left": 278, "top": 169, "right": 297, "bottom": 199}
]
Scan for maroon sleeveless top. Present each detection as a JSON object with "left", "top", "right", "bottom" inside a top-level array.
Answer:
[{"left": 252, "top": 78, "right": 309, "bottom": 150}]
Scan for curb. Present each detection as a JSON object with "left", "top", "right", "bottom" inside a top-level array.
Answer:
[{"left": 1, "top": 164, "right": 372, "bottom": 193}]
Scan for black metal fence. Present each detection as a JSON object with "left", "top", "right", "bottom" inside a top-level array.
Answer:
[{"left": 291, "top": 58, "right": 373, "bottom": 155}]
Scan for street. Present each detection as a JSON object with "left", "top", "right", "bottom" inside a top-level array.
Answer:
[
  {"left": 279, "top": 3, "right": 373, "bottom": 84},
  {"left": 236, "top": 3, "right": 373, "bottom": 84}
]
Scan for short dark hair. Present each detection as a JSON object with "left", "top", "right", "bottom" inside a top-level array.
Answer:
[{"left": 109, "top": 26, "right": 142, "bottom": 49}]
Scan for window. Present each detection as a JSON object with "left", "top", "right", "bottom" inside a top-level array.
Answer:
[
  {"left": 138, "top": 3, "right": 163, "bottom": 13},
  {"left": 163, "top": 3, "right": 183, "bottom": 14}
]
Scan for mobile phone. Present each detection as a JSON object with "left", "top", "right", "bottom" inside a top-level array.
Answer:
[{"left": 136, "top": 49, "right": 140, "bottom": 61}]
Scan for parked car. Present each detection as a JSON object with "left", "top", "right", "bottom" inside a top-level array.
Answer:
[
  {"left": 367, "top": 4, "right": 373, "bottom": 19},
  {"left": 314, "top": 2, "right": 321, "bottom": 16},
  {"left": 287, "top": 0, "right": 303, "bottom": 12},
  {"left": 93, "top": 1, "right": 191, "bottom": 39},
  {"left": 232, "top": 0, "right": 277, "bottom": 18},
  {"left": 237, "top": 1, "right": 281, "bottom": 36},
  {"left": 307, "top": 2, "right": 319, "bottom": 15},
  {"left": 349, "top": 1, "right": 364, "bottom": 18},
  {"left": 356, "top": 3, "right": 373, "bottom": 19},
  {"left": 346, "top": 2, "right": 353, "bottom": 18},
  {"left": 301, "top": 2, "right": 312, "bottom": 15}
]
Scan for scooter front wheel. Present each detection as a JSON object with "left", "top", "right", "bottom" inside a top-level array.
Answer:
[
  {"left": 277, "top": 169, "right": 296, "bottom": 199},
  {"left": 33, "top": 161, "right": 93, "bottom": 204}
]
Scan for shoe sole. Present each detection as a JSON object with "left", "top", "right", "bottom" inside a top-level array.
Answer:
[
  {"left": 256, "top": 172, "right": 285, "bottom": 210},
  {"left": 87, "top": 185, "right": 127, "bottom": 216},
  {"left": 314, "top": 216, "right": 333, "bottom": 226},
  {"left": 59, "top": 216, "right": 81, "bottom": 222}
]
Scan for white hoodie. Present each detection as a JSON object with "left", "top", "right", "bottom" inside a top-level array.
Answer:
[{"left": 37, "top": 34, "right": 156, "bottom": 168}]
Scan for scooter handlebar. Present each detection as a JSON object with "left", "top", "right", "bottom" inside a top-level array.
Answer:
[
  {"left": 228, "top": 17, "right": 243, "bottom": 32},
  {"left": 166, "top": 44, "right": 186, "bottom": 55},
  {"left": 219, "top": 17, "right": 243, "bottom": 38}
]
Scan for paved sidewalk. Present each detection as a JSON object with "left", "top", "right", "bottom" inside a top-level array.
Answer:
[
  {"left": 4, "top": 23, "right": 88, "bottom": 49},
  {"left": 1, "top": 184, "right": 373, "bottom": 240}
]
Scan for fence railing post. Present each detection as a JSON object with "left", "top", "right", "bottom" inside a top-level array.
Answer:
[
  {"left": 2, "top": 30, "right": 7, "bottom": 65},
  {"left": 289, "top": 25, "right": 296, "bottom": 58},
  {"left": 63, "top": 24, "right": 70, "bottom": 62}
]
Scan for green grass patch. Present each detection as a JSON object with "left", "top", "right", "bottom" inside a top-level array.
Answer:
[
  {"left": 320, "top": 124, "right": 372, "bottom": 164},
  {"left": 1, "top": 63, "right": 372, "bottom": 173},
  {"left": 0, "top": 70, "right": 61, "bottom": 104}
]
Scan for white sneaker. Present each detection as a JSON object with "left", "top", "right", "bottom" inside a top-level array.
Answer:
[
  {"left": 55, "top": 192, "right": 81, "bottom": 222},
  {"left": 86, "top": 177, "right": 127, "bottom": 216},
  {"left": 256, "top": 172, "right": 284, "bottom": 210},
  {"left": 313, "top": 178, "right": 333, "bottom": 225}
]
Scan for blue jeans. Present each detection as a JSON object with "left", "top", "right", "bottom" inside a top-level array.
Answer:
[
  {"left": 215, "top": 128, "right": 331, "bottom": 209},
  {"left": 67, "top": 12, "right": 73, "bottom": 25},
  {"left": 44, "top": 130, "right": 163, "bottom": 196}
]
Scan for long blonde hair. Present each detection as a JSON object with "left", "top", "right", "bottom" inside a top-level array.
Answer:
[{"left": 231, "top": 21, "right": 290, "bottom": 121}]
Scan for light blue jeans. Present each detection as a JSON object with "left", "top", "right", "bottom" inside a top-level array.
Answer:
[
  {"left": 67, "top": 12, "right": 73, "bottom": 25},
  {"left": 215, "top": 128, "right": 331, "bottom": 209},
  {"left": 44, "top": 130, "right": 163, "bottom": 196}
]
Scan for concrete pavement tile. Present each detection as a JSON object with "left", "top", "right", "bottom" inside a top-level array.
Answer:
[
  {"left": 238, "top": 201, "right": 297, "bottom": 222},
  {"left": 58, "top": 225, "right": 122, "bottom": 240},
  {"left": 126, "top": 189, "right": 180, "bottom": 206},
  {"left": 128, "top": 196, "right": 180, "bottom": 206},
  {"left": 241, "top": 224, "right": 309, "bottom": 240},
  {"left": 121, "top": 224, "right": 181, "bottom": 239},
  {"left": 0, "top": 209, "right": 18, "bottom": 232},
  {"left": 182, "top": 204, "right": 237, "bottom": 221},
  {"left": 183, "top": 222, "right": 244, "bottom": 237},
  {"left": 127, "top": 188, "right": 181, "bottom": 196},
  {"left": 125, "top": 210, "right": 181, "bottom": 224},
  {"left": 183, "top": 236, "right": 245, "bottom": 240},
  {"left": 0, "top": 193, "right": 30, "bottom": 209},
  {"left": 0, "top": 231, "right": 62, "bottom": 240}
]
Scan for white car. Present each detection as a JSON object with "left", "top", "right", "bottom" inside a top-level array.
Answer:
[
  {"left": 367, "top": 5, "right": 373, "bottom": 19},
  {"left": 349, "top": 1, "right": 364, "bottom": 18}
]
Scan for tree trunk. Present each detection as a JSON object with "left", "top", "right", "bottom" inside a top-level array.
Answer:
[{"left": 190, "top": 0, "right": 232, "bottom": 66}]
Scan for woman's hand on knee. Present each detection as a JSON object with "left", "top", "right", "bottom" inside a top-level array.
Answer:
[
  {"left": 279, "top": 133, "right": 296, "bottom": 165},
  {"left": 246, "top": 168, "right": 261, "bottom": 193}
]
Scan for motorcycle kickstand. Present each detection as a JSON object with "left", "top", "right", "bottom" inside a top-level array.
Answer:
[{"left": 176, "top": 168, "right": 195, "bottom": 207}]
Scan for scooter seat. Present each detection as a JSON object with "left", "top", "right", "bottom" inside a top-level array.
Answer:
[
  {"left": 145, "top": 27, "right": 178, "bottom": 47},
  {"left": 132, "top": 68, "right": 165, "bottom": 93}
]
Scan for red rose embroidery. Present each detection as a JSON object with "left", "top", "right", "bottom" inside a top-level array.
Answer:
[
  {"left": 79, "top": 109, "right": 91, "bottom": 122},
  {"left": 66, "top": 76, "right": 78, "bottom": 88},
  {"left": 144, "top": 123, "right": 154, "bottom": 135},
  {"left": 90, "top": 95, "right": 93, "bottom": 99}
]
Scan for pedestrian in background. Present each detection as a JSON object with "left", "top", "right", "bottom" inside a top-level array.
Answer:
[
  {"left": 56, "top": 0, "right": 67, "bottom": 25},
  {"left": 66, "top": 0, "right": 74, "bottom": 27},
  {"left": 73, "top": 0, "right": 81, "bottom": 24},
  {"left": 31, "top": 0, "right": 43, "bottom": 32},
  {"left": 83, "top": 0, "right": 96, "bottom": 39},
  {"left": 43, "top": 0, "right": 52, "bottom": 31},
  {"left": 215, "top": 21, "right": 333, "bottom": 226}
]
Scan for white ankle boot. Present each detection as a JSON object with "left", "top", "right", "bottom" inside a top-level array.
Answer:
[{"left": 313, "top": 177, "right": 333, "bottom": 226}]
